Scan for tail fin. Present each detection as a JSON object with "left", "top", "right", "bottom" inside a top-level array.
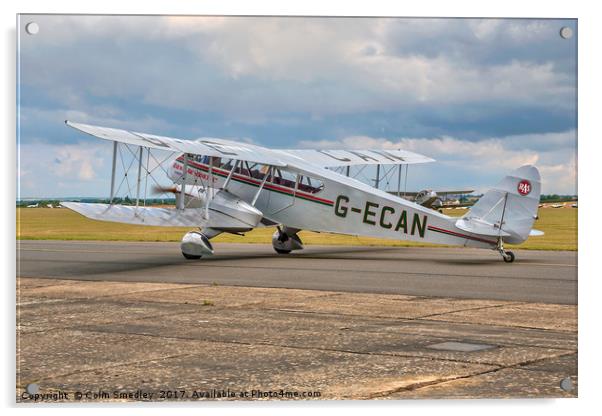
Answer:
[{"left": 460, "top": 165, "right": 541, "bottom": 244}]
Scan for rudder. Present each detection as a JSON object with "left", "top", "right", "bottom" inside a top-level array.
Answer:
[{"left": 463, "top": 165, "right": 541, "bottom": 244}]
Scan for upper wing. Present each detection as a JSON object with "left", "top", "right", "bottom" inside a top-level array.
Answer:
[
  {"left": 66, "top": 121, "right": 286, "bottom": 167},
  {"left": 280, "top": 148, "right": 434, "bottom": 167},
  {"left": 432, "top": 190, "right": 475, "bottom": 196},
  {"left": 387, "top": 189, "right": 474, "bottom": 197},
  {"left": 67, "top": 121, "right": 433, "bottom": 169}
]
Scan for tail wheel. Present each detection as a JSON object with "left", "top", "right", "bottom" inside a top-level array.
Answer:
[
  {"left": 503, "top": 251, "right": 515, "bottom": 263},
  {"left": 182, "top": 252, "right": 202, "bottom": 260}
]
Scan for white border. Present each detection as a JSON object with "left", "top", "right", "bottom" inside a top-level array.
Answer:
[{"left": 4, "top": 1, "right": 600, "bottom": 415}]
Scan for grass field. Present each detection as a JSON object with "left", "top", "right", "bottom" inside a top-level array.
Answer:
[{"left": 16, "top": 206, "right": 577, "bottom": 251}]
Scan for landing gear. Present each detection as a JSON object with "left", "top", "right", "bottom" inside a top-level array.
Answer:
[
  {"left": 502, "top": 251, "right": 515, "bottom": 263},
  {"left": 181, "top": 230, "right": 214, "bottom": 259},
  {"left": 182, "top": 252, "right": 202, "bottom": 260},
  {"left": 496, "top": 239, "right": 515, "bottom": 263},
  {"left": 272, "top": 226, "right": 304, "bottom": 255},
  {"left": 274, "top": 228, "right": 291, "bottom": 254}
]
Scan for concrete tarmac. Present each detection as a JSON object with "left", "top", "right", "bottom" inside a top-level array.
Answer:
[
  {"left": 16, "top": 240, "right": 578, "bottom": 401},
  {"left": 17, "top": 277, "right": 577, "bottom": 401},
  {"left": 17, "top": 240, "right": 577, "bottom": 304}
]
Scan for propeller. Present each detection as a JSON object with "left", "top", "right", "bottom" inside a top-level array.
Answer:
[
  {"left": 152, "top": 184, "right": 208, "bottom": 212},
  {"left": 151, "top": 184, "right": 178, "bottom": 195}
]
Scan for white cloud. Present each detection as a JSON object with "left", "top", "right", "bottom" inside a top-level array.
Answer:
[
  {"left": 20, "top": 16, "right": 575, "bottom": 117},
  {"left": 17, "top": 140, "right": 180, "bottom": 198},
  {"left": 18, "top": 142, "right": 111, "bottom": 197},
  {"left": 51, "top": 144, "right": 105, "bottom": 180},
  {"left": 469, "top": 20, "right": 502, "bottom": 40}
]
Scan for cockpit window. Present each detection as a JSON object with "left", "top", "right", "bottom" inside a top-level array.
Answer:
[{"left": 188, "top": 156, "right": 324, "bottom": 194}]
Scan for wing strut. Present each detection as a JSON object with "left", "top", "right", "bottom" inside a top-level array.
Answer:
[
  {"left": 251, "top": 166, "right": 272, "bottom": 206},
  {"left": 223, "top": 160, "right": 240, "bottom": 190},
  {"left": 109, "top": 141, "right": 118, "bottom": 204},
  {"left": 135, "top": 147, "right": 143, "bottom": 209},
  {"left": 206, "top": 156, "right": 215, "bottom": 219},
  {"left": 178, "top": 153, "right": 189, "bottom": 210},
  {"left": 404, "top": 164, "right": 409, "bottom": 197}
]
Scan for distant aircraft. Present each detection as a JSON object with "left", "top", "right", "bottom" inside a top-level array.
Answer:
[
  {"left": 26, "top": 203, "right": 38, "bottom": 208},
  {"left": 389, "top": 189, "right": 475, "bottom": 210},
  {"left": 551, "top": 203, "right": 565, "bottom": 208},
  {"left": 61, "top": 121, "right": 544, "bottom": 263},
  {"left": 571, "top": 203, "right": 578, "bottom": 208}
]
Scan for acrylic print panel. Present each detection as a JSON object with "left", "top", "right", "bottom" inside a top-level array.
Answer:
[{"left": 16, "top": 15, "right": 577, "bottom": 402}]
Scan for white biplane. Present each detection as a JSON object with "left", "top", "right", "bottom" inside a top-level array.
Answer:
[{"left": 61, "top": 121, "right": 543, "bottom": 263}]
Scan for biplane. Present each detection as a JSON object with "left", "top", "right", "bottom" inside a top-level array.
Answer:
[{"left": 61, "top": 121, "right": 543, "bottom": 263}]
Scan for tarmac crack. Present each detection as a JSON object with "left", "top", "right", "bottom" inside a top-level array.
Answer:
[
  {"left": 415, "top": 301, "right": 527, "bottom": 319},
  {"left": 414, "top": 317, "right": 577, "bottom": 333},
  {"left": 369, "top": 350, "right": 578, "bottom": 399}
]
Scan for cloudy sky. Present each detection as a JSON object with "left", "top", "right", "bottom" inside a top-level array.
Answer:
[{"left": 17, "top": 15, "right": 577, "bottom": 198}]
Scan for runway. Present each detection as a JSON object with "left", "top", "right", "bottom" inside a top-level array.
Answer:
[{"left": 17, "top": 240, "right": 577, "bottom": 304}]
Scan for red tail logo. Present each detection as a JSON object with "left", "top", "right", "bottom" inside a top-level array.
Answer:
[{"left": 517, "top": 180, "right": 531, "bottom": 196}]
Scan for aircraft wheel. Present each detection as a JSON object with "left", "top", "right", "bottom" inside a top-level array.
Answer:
[
  {"left": 274, "top": 248, "right": 292, "bottom": 255},
  {"left": 182, "top": 252, "right": 202, "bottom": 260},
  {"left": 503, "top": 251, "right": 515, "bottom": 263}
]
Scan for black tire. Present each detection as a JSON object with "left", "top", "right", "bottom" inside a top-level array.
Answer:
[
  {"left": 182, "top": 252, "right": 202, "bottom": 260},
  {"left": 503, "top": 251, "right": 515, "bottom": 263},
  {"left": 274, "top": 248, "right": 292, "bottom": 255}
]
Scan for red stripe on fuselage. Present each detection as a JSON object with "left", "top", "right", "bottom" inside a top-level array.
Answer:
[
  {"left": 174, "top": 158, "right": 334, "bottom": 205},
  {"left": 427, "top": 225, "right": 497, "bottom": 245}
]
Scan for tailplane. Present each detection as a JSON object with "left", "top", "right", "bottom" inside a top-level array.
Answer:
[{"left": 458, "top": 165, "right": 541, "bottom": 245}]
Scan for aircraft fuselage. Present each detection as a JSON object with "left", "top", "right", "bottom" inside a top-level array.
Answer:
[{"left": 169, "top": 156, "right": 497, "bottom": 249}]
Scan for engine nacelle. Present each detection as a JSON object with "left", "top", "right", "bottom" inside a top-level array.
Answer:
[
  {"left": 181, "top": 231, "right": 214, "bottom": 258},
  {"left": 207, "top": 190, "right": 263, "bottom": 228}
]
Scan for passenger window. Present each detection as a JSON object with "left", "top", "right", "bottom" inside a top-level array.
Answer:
[
  {"left": 297, "top": 175, "right": 324, "bottom": 194},
  {"left": 271, "top": 169, "right": 297, "bottom": 188},
  {"left": 269, "top": 170, "right": 323, "bottom": 194},
  {"left": 219, "top": 158, "right": 233, "bottom": 170}
]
